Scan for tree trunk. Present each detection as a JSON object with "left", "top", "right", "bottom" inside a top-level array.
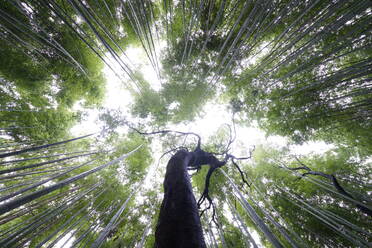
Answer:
[{"left": 155, "top": 150, "right": 206, "bottom": 248}]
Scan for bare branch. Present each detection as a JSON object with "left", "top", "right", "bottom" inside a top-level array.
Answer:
[
  {"left": 281, "top": 160, "right": 372, "bottom": 217},
  {"left": 125, "top": 122, "right": 202, "bottom": 150},
  {"left": 231, "top": 159, "right": 251, "bottom": 188}
]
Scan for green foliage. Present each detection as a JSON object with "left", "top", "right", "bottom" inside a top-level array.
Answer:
[
  {"left": 131, "top": 80, "right": 168, "bottom": 124},
  {"left": 247, "top": 145, "right": 371, "bottom": 247},
  {"left": 109, "top": 132, "right": 153, "bottom": 184},
  {"left": 0, "top": 0, "right": 371, "bottom": 247},
  {"left": 222, "top": 0, "right": 372, "bottom": 153},
  {"left": 130, "top": 56, "right": 216, "bottom": 125}
]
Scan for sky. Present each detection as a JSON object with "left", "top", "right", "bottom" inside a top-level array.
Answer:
[
  {"left": 70, "top": 44, "right": 334, "bottom": 157},
  {"left": 55, "top": 232, "right": 75, "bottom": 248},
  {"left": 66, "top": 43, "right": 334, "bottom": 243},
  {"left": 66, "top": 44, "right": 334, "bottom": 248},
  {"left": 69, "top": 42, "right": 335, "bottom": 193}
]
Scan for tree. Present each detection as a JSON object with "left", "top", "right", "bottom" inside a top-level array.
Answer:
[
  {"left": 155, "top": 149, "right": 206, "bottom": 248},
  {"left": 244, "top": 145, "right": 372, "bottom": 247},
  {"left": 223, "top": 0, "right": 372, "bottom": 152},
  {"left": 1, "top": 0, "right": 371, "bottom": 247}
]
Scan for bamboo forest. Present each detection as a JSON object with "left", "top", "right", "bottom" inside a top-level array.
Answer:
[{"left": 0, "top": 0, "right": 371, "bottom": 247}]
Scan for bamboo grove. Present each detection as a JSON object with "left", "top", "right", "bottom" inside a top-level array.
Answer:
[{"left": 0, "top": 0, "right": 371, "bottom": 247}]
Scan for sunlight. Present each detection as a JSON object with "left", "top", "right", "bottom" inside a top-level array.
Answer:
[
  {"left": 54, "top": 231, "right": 75, "bottom": 248},
  {"left": 69, "top": 40, "right": 292, "bottom": 156},
  {"left": 71, "top": 56, "right": 334, "bottom": 157},
  {"left": 102, "top": 63, "right": 133, "bottom": 110},
  {"left": 70, "top": 102, "right": 101, "bottom": 135},
  {"left": 125, "top": 45, "right": 164, "bottom": 91},
  {"left": 2, "top": 1, "right": 369, "bottom": 247},
  {"left": 70, "top": 42, "right": 165, "bottom": 136}
]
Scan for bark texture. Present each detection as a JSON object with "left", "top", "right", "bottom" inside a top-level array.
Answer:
[{"left": 155, "top": 150, "right": 206, "bottom": 248}]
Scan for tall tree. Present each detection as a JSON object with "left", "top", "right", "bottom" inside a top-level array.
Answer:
[{"left": 1, "top": 0, "right": 371, "bottom": 247}]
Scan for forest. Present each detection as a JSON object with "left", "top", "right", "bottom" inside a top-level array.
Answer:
[{"left": 0, "top": 0, "right": 371, "bottom": 247}]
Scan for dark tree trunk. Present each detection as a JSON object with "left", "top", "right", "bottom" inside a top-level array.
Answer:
[{"left": 155, "top": 150, "right": 207, "bottom": 248}]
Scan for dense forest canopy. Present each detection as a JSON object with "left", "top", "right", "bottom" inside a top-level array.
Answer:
[{"left": 0, "top": 0, "right": 371, "bottom": 247}]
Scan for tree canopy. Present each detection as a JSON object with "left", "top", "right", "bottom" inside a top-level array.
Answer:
[{"left": 0, "top": 0, "right": 371, "bottom": 247}]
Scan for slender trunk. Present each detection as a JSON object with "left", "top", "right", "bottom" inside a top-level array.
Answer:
[
  {"left": 155, "top": 150, "right": 206, "bottom": 248},
  {"left": 0, "top": 151, "right": 98, "bottom": 175},
  {"left": 0, "top": 133, "right": 94, "bottom": 159},
  {"left": 0, "top": 145, "right": 139, "bottom": 215}
]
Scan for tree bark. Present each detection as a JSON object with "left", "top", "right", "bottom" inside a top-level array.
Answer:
[{"left": 155, "top": 150, "right": 206, "bottom": 248}]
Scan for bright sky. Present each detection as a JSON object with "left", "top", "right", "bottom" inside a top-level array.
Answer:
[
  {"left": 67, "top": 44, "right": 334, "bottom": 248},
  {"left": 71, "top": 44, "right": 334, "bottom": 156},
  {"left": 55, "top": 232, "right": 75, "bottom": 248}
]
